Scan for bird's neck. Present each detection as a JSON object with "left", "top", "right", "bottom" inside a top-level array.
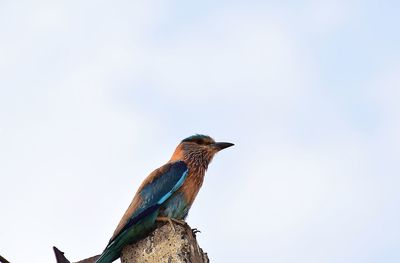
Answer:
[
  {"left": 170, "top": 145, "right": 185, "bottom": 162},
  {"left": 169, "top": 145, "right": 213, "bottom": 173},
  {"left": 169, "top": 145, "right": 214, "bottom": 206}
]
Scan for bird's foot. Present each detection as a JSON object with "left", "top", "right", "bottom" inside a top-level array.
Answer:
[
  {"left": 156, "top": 216, "right": 175, "bottom": 231},
  {"left": 170, "top": 218, "right": 187, "bottom": 226},
  {"left": 156, "top": 217, "right": 187, "bottom": 232}
]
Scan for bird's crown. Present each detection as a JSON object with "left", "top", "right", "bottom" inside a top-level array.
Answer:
[{"left": 181, "top": 134, "right": 215, "bottom": 145}]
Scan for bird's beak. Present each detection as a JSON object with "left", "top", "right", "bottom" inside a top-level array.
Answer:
[{"left": 213, "top": 142, "right": 234, "bottom": 151}]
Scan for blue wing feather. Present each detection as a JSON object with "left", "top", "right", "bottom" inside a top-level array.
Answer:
[
  {"left": 140, "top": 161, "right": 188, "bottom": 208},
  {"left": 113, "top": 161, "right": 188, "bottom": 239},
  {"left": 96, "top": 161, "right": 189, "bottom": 263}
]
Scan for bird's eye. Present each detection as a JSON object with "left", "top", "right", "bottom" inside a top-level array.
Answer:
[
  {"left": 198, "top": 139, "right": 213, "bottom": 145},
  {"left": 195, "top": 139, "right": 205, "bottom": 145}
]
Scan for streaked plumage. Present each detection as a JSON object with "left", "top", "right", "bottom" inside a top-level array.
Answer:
[{"left": 95, "top": 135, "right": 234, "bottom": 263}]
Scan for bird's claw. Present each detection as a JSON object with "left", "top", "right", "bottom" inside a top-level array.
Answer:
[
  {"left": 156, "top": 217, "right": 187, "bottom": 233},
  {"left": 192, "top": 228, "right": 201, "bottom": 236},
  {"left": 171, "top": 218, "right": 187, "bottom": 226}
]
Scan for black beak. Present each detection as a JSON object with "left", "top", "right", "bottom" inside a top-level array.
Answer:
[{"left": 213, "top": 142, "right": 234, "bottom": 151}]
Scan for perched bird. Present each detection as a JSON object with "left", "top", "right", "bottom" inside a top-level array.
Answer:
[{"left": 95, "top": 134, "right": 234, "bottom": 263}]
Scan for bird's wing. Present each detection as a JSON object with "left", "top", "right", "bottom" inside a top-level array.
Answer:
[
  {"left": 95, "top": 161, "right": 189, "bottom": 263},
  {"left": 108, "top": 161, "right": 188, "bottom": 244}
]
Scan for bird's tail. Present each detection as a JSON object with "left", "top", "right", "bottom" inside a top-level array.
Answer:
[
  {"left": 95, "top": 206, "right": 160, "bottom": 263},
  {"left": 94, "top": 246, "right": 120, "bottom": 263}
]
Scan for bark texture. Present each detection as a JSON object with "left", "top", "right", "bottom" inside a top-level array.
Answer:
[
  {"left": 121, "top": 223, "right": 209, "bottom": 263},
  {"left": 54, "top": 223, "right": 209, "bottom": 263}
]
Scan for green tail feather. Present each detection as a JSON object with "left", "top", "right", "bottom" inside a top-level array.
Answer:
[{"left": 95, "top": 212, "right": 158, "bottom": 263}]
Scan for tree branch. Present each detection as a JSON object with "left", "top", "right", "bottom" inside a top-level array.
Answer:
[
  {"left": 54, "top": 222, "right": 208, "bottom": 263},
  {"left": 0, "top": 254, "right": 11, "bottom": 263},
  {"left": 121, "top": 223, "right": 209, "bottom": 263}
]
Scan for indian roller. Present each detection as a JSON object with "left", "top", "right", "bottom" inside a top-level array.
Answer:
[{"left": 95, "top": 134, "right": 234, "bottom": 263}]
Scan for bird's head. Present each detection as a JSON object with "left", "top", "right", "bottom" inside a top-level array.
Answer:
[{"left": 170, "top": 134, "right": 234, "bottom": 169}]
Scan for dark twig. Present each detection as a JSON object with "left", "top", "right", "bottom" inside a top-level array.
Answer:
[
  {"left": 0, "top": 254, "right": 11, "bottom": 263},
  {"left": 53, "top": 247, "right": 71, "bottom": 263}
]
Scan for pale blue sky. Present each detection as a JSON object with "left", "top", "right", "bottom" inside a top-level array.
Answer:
[{"left": 0, "top": 1, "right": 399, "bottom": 262}]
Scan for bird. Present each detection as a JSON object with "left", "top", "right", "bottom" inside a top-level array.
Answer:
[{"left": 95, "top": 134, "right": 234, "bottom": 263}]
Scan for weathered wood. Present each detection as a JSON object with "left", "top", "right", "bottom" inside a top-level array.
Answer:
[
  {"left": 54, "top": 223, "right": 208, "bottom": 263},
  {"left": 53, "top": 246, "right": 100, "bottom": 263},
  {"left": 121, "top": 223, "right": 209, "bottom": 263}
]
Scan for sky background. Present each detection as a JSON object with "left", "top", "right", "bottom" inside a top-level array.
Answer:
[{"left": 1, "top": 0, "right": 399, "bottom": 262}]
